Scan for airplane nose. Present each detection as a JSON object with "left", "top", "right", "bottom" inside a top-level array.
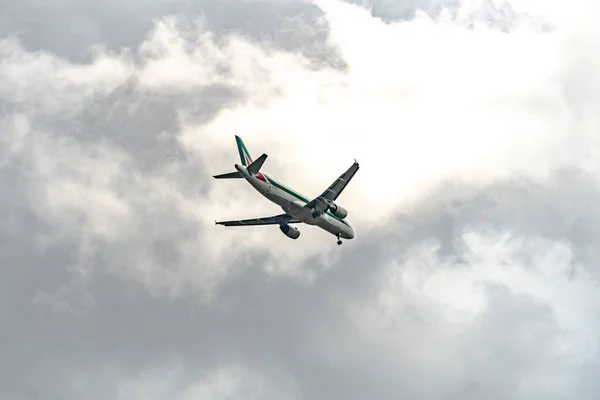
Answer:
[{"left": 346, "top": 224, "right": 355, "bottom": 239}]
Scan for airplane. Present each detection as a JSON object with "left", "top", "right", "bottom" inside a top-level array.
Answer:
[{"left": 213, "top": 135, "right": 359, "bottom": 245}]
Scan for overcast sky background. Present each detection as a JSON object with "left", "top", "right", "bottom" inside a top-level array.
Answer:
[{"left": 1, "top": 0, "right": 600, "bottom": 398}]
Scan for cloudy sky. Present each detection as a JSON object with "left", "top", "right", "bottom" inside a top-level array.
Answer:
[{"left": 2, "top": 0, "right": 600, "bottom": 398}]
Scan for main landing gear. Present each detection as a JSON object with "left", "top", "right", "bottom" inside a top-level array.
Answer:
[{"left": 336, "top": 234, "right": 342, "bottom": 246}]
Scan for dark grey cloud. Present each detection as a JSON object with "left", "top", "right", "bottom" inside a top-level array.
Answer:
[
  {"left": 345, "top": 0, "right": 459, "bottom": 20},
  {"left": 344, "top": 0, "right": 551, "bottom": 33},
  {"left": 2, "top": 0, "right": 600, "bottom": 399},
  {"left": 73, "top": 80, "right": 242, "bottom": 172},
  {"left": 0, "top": 0, "right": 341, "bottom": 66}
]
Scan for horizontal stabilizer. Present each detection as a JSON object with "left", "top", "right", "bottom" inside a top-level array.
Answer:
[
  {"left": 213, "top": 171, "right": 243, "bottom": 179},
  {"left": 247, "top": 153, "right": 268, "bottom": 175}
]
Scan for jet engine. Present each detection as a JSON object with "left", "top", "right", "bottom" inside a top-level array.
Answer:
[
  {"left": 279, "top": 224, "right": 300, "bottom": 239},
  {"left": 329, "top": 202, "right": 348, "bottom": 219}
]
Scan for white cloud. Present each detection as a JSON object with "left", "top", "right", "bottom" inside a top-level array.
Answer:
[
  {"left": 0, "top": 38, "right": 132, "bottom": 115},
  {"left": 2, "top": 0, "right": 600, "bottom": 298},
  {"left": 5, "top": 1, "right": 600, "bottom": 399},
  {"left": 0, "top": 113, "right": 31, "bottom": 168},
  {"left": 178, "top": 0, "right": 600, "bottom": 232},
  {"left": 23, "top": 131, "right": 233, "bottom": 300},
  {"left": 344, "top": 229, "right": 600, "bottom": 396}
]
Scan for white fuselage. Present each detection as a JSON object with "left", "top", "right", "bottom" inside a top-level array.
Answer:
[{"left": 234, "top": 164, "right": 355, "bottom": 240}]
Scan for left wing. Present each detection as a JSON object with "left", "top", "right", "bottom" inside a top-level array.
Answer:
[
  {"left": 305, "top": 160, "right": 359, "bottom": 213},
  {"left": 215, "top": 213, "right": 300, "bottom": 227}
]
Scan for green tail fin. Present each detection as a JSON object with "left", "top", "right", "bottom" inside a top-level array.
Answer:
[{"left": 235, "top": 135, "right": 253, "bottom": 167}]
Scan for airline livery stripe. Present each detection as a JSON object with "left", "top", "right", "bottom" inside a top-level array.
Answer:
[
  {"left": 266, "top": 175, "right": 349, "bottom": 226},
  {"left": 268, "top": 178, "right": 310, "bottom": 203},
  {"left": 237, "top": 146, "right": 247, "bottom": 166}
]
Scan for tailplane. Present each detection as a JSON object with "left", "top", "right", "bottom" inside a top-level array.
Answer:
[
  {"left": 214, "top": 136, "right": 264, "bottom": 179},
  {"left": 247, "top": 153, "right": 267, "bottom": 174},
  {"left": 213, "top": 171, "right": 242, "bottom": 179}
]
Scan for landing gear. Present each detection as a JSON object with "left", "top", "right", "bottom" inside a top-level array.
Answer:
[
  {"left": 336, "top": 234, "right": 342, "bottom": 246},
  {"left": 311, "top": 209, "right": 320, "bottom": 218}
]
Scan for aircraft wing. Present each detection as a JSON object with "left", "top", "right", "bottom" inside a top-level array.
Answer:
[
  {"left": 215, "top": 213, "right": 301, "bottom": 227},
  {"left": 305, "top": 160, "right": 359, "bottom": 213}
]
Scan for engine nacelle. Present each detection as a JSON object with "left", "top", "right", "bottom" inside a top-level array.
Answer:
[
  {"left": 329, "top": 202, "right": 348, "bottom": 219},
  {"left": 279, "top": 224, "right": 300, "bottom": 239}
]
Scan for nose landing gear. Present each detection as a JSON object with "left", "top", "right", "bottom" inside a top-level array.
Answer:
[{"left": 336, "top": 234, "right": 342, "bottom": 246}]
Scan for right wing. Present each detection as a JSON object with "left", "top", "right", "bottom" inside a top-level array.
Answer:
[
  {"left": 305, "top": 160, "right": 359, "bottom": 213},
  {"left": 215, "top": 213, "right": 301, "bottom": 227}
]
